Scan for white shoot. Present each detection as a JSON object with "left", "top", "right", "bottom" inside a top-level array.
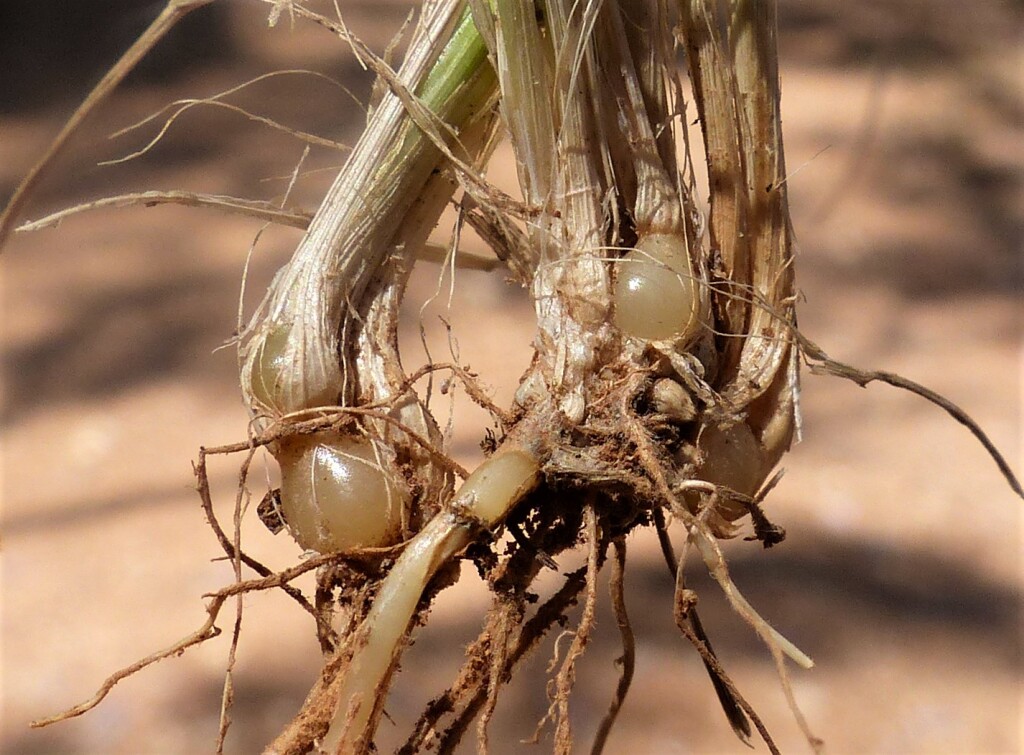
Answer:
[{"left": 321, "top": 446, "right": 541, "bottom": 752}]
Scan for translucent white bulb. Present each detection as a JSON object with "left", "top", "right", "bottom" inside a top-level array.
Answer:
[
  {"left": 276, "top": 434, "right": 406, "bottom": 552},
  {"left": 695, "top": 422, "right": 764, "bottom": 520},
  {"left": 248, "top": 325, "right": 338, "bottom": 415},
  {"left": 613, "top": 233, "right": 700, "bottom": 341}
]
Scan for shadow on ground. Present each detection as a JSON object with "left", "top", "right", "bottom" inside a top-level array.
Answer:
[{"left": 7, "top": 524, "right": 1020, "bottom": 753}]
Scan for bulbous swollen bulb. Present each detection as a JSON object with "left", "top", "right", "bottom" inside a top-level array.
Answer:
[
  {"left": 695, "top": 422, "right": 765, "bottom": 521},
  {"left": 249, "top": 325, "right": 292, "bottom": 413},
  {"left": 613, "top": 233, "right": 702, "bottom": 341},
  {"left": 275, "top": 433, "right": 408, "bottom": 553},
  {"left": 247, "top": 324, "right": 339, "bottom": 416}
]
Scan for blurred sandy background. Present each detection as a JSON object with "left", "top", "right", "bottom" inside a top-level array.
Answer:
[{"left": 1, "top": 1, "right": 1021, "bottom": 753}]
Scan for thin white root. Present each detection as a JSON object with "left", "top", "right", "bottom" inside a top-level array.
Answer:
[
  {"left": 692, "top": 526, "right": 822, "bottom": 751},
  {"left": 692, "top": 528, "right": 813, "bottom": 670}
]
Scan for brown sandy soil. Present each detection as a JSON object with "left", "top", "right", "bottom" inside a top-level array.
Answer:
[{"left": 1, "top": 2, "right": 1021, "bottom": 753}]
